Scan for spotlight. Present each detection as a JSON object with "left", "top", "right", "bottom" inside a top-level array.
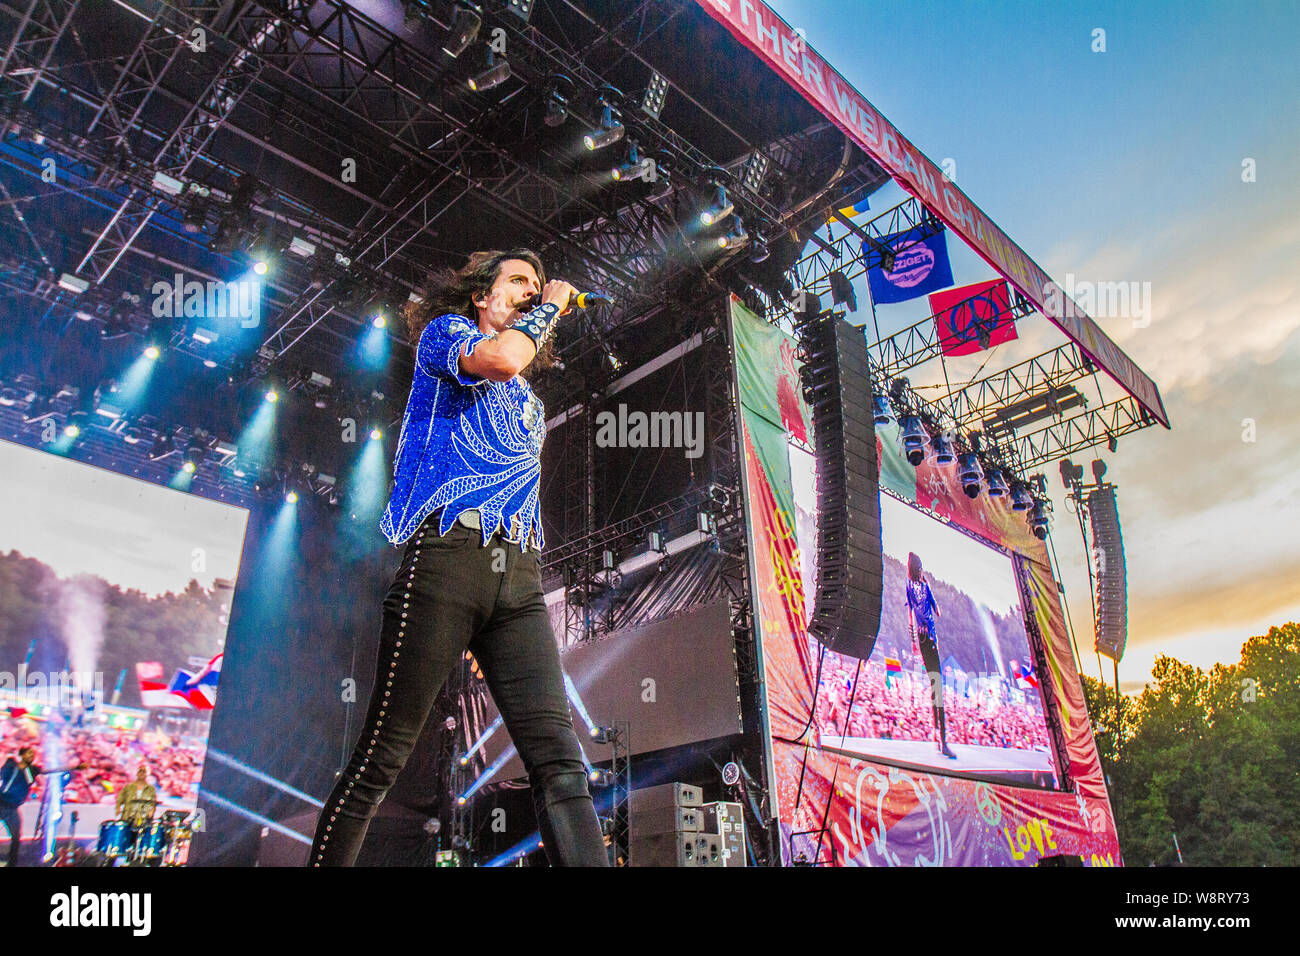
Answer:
[
  {"left": 1029, "top": 498, "right": 1051, "bottom": 539},
  {"left": 749, "top": 234, "right": 769, "bottom": 263},
  {"left": 1008, "top": 480, "right": 1034, "bottom": 512},
  {"left": 144, "top": 345, "right": 161, "bottom": 360},
  {"left": 899, "top": 415, "right": 928, "bottom": 467},
  {"left": 285, "top": 491, "right": 299, "bottom": 504},
  {"left": 929, "top": 431, "right": 956, "bottom": 466},
  {"left": 543, "top": 76, "right": 571, "bottom": 127},
  {"left": 611, "top": 143, "right": 644, "bottom": 182},
  {"left": 583, "top": 102, "right": 624, "bottom": 151},
  {"left": 985, "top": 467, "right": 1009, "bottom": 498},
  {"left": 265, "top": 389, "right": 278, "bottom": 403},
  {"left": 872, "top": 395, "right": 895, "bottom": 426},
  {"left": 184, "top": 439, "right": 206, "bottom": 472},
  {"left": 369, "top": 427, "right": 382, "bottom": 441},
  {"left": 718, "top": 221, "right": 748, "bottom": 249},
  {"left": 441, "top": 0, "right": 482, "bottom": 58},
  {"left": 371, "top": 313, "right": 386, "bottom": 328},
  {"left": 889, "top": 376, "right": 910, "bottom": 403},
  {"left": 699, "top": 182, "right": 733, "bottom": 226},
  {"left": 252, "top": 260, "right": 269, "bottom": 276},
  {"left": 63, "top": 423, "right": 80, "bottom": 438},
  {"left": 588, "top": 768, "right": 616, "bottom": 787},
  {"left": 182, "top": 461, "right": 196, "bottom": 474},
  {"left": 958, "top": 453, "right": 983, "bottom": 498},
  {"left": 590, "top": 726, "right": 616, "bottom": 744},
  {"left": 182, "top": 200, "right": 209, "bottom": 234},
  {"left": 467, "top": 48, "right": 510, "bottom": 92}
]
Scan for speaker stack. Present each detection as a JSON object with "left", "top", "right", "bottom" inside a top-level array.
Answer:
[
  {"left": 795, "top": 300, "right": 885, "bottom": 661},
  {"left": 627, "top": 783, "right": 748, "bottom": 867}
]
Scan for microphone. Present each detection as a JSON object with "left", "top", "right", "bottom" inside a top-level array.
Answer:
[{"left": 521, "top": 290, "right": 613, "bottom": 310}]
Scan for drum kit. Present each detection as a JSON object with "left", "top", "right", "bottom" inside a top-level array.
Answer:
[{"left": 95, "top": 804, "right": 194, "bottom": 866}]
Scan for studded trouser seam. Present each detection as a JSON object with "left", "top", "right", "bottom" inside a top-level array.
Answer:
[{"left": 312, "top": 529, "right": 423, "bottom": 866}]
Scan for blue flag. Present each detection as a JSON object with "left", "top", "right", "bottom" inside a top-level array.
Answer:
[{"left": 864, "top": 226, "right": 954, "bottom": 304}]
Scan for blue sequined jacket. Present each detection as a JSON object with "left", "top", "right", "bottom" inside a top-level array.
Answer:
[{"left": 379, "top": 312, "right": 547, "bottom": 551}]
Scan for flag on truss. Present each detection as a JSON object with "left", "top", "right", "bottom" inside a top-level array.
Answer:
[
  {"left": 927, "top": 278, "right": 1019, "bottom": 356},
  {"left": 832, "top": 192, "right": 871, "bottom": 219},
  {"left": 1013, "top": 661, "right": 1039, "bottom": 690},
  {"left": 864, "top": 226, "right": 954, "bottom": 304}
]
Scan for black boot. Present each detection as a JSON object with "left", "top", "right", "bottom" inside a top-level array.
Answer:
[{"left": 935, "top": 707, "right": 957, "bottom": 759}]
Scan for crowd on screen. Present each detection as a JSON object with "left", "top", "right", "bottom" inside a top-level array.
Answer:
[
  {"left": 813, "top": 646, "right": 1051, "bottom": 752},
  {"left": 1, "top": 718, "right": 204, "bottom": 806}
]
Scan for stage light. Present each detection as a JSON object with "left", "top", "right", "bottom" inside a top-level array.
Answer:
[
  {"left": 467, "top": 48, "right": 510, "bottom": 92},
  {"left": 265, "top": 389, "right": 278, "bottom": 403},
  {"left": 749, "top": 234, "right": 769, "bottom": 263},
  {"left": 1029, "top": 498, "right": 1051, "bottom": 539},
  {"left": 719, "top": 221, "right": 749, "bottom": 249},
  {"left": 182, "top": 200, "right": 208, "bottom": 234},
  {"left": 590, "top": 726, "right": 616, "bottom": 744},
  {"left": 204, "top": 359, "right": 218, "bottom": 368},
  {"left": 252, "top": 259, "right": 269, "bottom": 276},
  {"left": 889, "top": 376, "right": 910, "bottom": 403},
  {"left": 588, "top": 769, "right": 616, "bottom": 787},
  {"left": 957, "top": 453, "right": 983, "bottom": 498},
  {"left": 442, "top": 0, "right": 482, "bottom": 58},
  {"left": 144, "top": 345, "right": 160, "bottom": 360},
  {"left": 63, "top": 423, "right": 80, "bottom": 438},
  {"left": 872, "top": 395, "right": 895, "bottom": 426},
  {"left": 1009, "top": 480, "right": 1034, "bottom": 512},
  {"left": 371, "top": 313, "right": 386, "bottom": 328},
  {"left": 985, "top": 467, "right": 1009, "bottom": 498},
  {"left": 611, "top": 143, "right": 644, "bottom": 182},
  {"left": 899, "top": 415, "right": 927, "bottom": 466},
  {"left": 929, "top": 431, "right": 956, "bottom": 466},
  {"left": 369, "top": 427, "right": 382, "bottom": 441},
  {"left": 182, "top": 461, "right": 196, "bottom": 474},
  {"left": 699, "top": 183, "right": 733, "bottom": 226},
  {"left": 583, "top": 103, "right": 624, "bottom": 151},
  {"left": 285, "top": 491, "right": 298, "bottom": 504},
  {"left": 542, "top": 74, "right": 572, "bottom": 127}
]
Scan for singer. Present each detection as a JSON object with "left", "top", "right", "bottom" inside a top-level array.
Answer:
[{"left": 310, "top": 249, "right": 609, "bottom": 866}]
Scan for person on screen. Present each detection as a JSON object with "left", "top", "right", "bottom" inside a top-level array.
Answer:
[
  {"left": 115, "top": 763, "right": 157, "bottom": 826},
  {"left": 904, "top": 552, "right": 956, "bottom": 759},
  {"left": 0, "top": 746, "right": 84, "bottom": 866}
]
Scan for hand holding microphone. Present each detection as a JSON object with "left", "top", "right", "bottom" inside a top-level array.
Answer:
[{"left": 527, "top": 282, "right": 613, "bottom": 314}]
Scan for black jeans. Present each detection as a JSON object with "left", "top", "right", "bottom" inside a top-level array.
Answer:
[
  {"left": 1, "top": 802, "right": 20, "bottom": 866},
  {"left": 311, "top": 516, "right": 607, "bottom": 866}
]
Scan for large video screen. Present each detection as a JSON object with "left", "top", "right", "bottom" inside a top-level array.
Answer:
[
  {"left": 791, "top": 446, "right": 1060, "bottom": 788},
  {"left": 0, "top": 438, "right": 247, "bottom": 846}
]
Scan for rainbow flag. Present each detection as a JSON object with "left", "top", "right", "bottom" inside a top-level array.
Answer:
[{"left": 885, "top": 658, "right": 902, "bottom": 674}]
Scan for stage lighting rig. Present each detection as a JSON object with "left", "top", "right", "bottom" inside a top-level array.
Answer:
[
  {"left": 542, "top": 75, "right": 572, "bottom": 127},
  {"left": 698, "top": 175, "right": 735, "bottom": 226},
  {"left": 899, "top": 415, "right": 927, "bottom": 467},
  {"left": 440, "top": 1, "right": 482, "bottom": 58},
  {"left": 467, "top": 46, "right": 510, "bottom": 92},
  {"left": 641, "top": 71, "right": 669, "bottom": 119},
  {"left": 584, "top": 87, "right": 626, "bottom": 152},
  {"left": 957, "top": 453, "right": 983, "bottom": 498}
]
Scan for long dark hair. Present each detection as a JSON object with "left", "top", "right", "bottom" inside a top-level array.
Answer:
[
  {"left": 907, "top": 551, "right": 924, "bottom": 582},
  {"left": 405, "top": 249, "right": 557, "bottom": 381}
]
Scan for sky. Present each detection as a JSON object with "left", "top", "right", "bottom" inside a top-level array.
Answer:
[
  {"left": 0, "top": 438, "right": 249, "bottom": 596},
  {"left": 765, "top": 0, "right": 1300, "bottom": 691}
]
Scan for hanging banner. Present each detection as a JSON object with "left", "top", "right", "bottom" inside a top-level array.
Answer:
[
  {"left": 696, "top": 0, "right": 1168, "bottom": 428},
  {"left": 929, "top": 279, "right": 1020, "bottom": 356}
]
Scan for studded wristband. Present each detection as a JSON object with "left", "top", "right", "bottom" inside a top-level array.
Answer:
[{"left": 512, "top": 302, "right": 560, "bottom": 350}]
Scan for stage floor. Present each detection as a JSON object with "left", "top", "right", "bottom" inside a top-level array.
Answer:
[{"left": 817, "top": 734, "right": 1056, "bottom": 775}]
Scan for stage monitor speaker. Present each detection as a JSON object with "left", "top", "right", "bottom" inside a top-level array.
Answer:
[
  {"left": 629, "top": 831, "right": 724, "bottom": 867},
  {"left": 796, "top": 310, "right": 884, "bottom": 660}
]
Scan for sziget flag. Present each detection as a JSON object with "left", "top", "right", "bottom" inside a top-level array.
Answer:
[
  {"left": 927, "top": 278, "right": 1019, "bottom": 356},
  {"left": 864, "top": 225, "right": 954, "bottom": 304}
]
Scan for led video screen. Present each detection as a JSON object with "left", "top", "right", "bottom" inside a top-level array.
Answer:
[
  {"left": 0, "top": 438, "right": 247, "bottom": 845},
  {"left": 790, "top": 446, "right": 1060, "bottom": 788}
]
